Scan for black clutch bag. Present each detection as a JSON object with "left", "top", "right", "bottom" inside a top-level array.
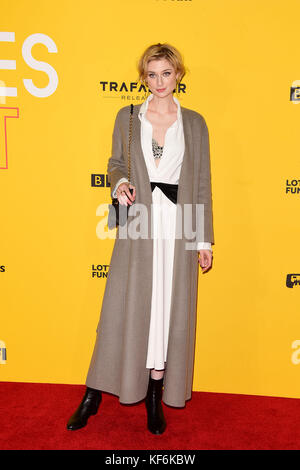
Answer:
[{"left": 107, "top": 104, "right": 134, "bottom": 229}]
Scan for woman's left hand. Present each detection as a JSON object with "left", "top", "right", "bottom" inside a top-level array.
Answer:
[{"left": 198, "top": 249, "right": 213, "bottom": 273}]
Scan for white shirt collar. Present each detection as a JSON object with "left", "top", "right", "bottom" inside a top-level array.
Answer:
[{"left": 138, "top": 93, "right": 182, "bottom": 127}]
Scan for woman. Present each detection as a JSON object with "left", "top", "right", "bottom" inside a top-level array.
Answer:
[{"left": 67, "top": 43, "right": 214, "bottom": 435}]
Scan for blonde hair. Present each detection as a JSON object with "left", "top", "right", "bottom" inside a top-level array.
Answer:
[{"left": 137, "top": 43, "right": 186, "bottom": 87}]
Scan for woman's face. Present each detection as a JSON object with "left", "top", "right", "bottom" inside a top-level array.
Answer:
[{"left": 145, "top": 58, "right": 179, "bottom": 98}]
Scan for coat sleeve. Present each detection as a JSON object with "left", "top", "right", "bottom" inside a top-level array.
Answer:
[
  {"left": 107, "top": 108, "right": 128, "bottom": 198},
  {"left": 197, "top": 116, "right": 215, "bottom": 245}
]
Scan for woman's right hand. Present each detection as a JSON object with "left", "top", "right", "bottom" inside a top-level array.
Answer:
[{"left": 116, "top": 182, "right": 136, "bottom": 206}]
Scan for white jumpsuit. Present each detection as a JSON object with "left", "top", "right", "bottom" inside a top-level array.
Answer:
[{"left": 112, "top": 93, "right": 211, "bottom": 370}]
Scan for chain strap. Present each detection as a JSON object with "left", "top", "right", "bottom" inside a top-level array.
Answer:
[{"left": 127, "top": 104, "right": 134, "bottom": 183}]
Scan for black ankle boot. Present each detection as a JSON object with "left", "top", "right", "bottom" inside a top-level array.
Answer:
[
  {"left": 67, "top": 387, "right": 102, "bottom": 431},
  {"left": 145, "top": 376, "right": 166, "bottom": 435}
]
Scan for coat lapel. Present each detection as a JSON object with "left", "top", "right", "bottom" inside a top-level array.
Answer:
[
  {"left": 131, "top": 103, "right": 152, "bottom": 204},
  {"left": 177, "top": 107, "right": 193, "bottom": 204}
]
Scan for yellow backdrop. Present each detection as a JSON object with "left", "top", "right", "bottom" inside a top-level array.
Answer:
[{"left": 1, "top": 0, "right": 300, "bottom": 399}]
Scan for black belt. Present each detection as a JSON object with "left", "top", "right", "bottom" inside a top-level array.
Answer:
[{"left": 150, "top": 182, "right": 178, "bottom": 204}]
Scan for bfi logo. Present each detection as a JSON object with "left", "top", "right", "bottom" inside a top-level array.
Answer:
[
  {"left": 290, "top": 80, "right": 300, "bottom": 102},
  {"left": 286, "top": 274, "right": 300, "bottom": 288},
  {"left": 0, "top": 341, "right": 6, "bottom": 364},
  {"left": 91, "top": 174, "right": 111, "bottom": 188}
]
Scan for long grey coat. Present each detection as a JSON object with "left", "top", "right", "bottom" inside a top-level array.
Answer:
[{"left": 86, "top": 101, "right": 215, "bottom": 407}]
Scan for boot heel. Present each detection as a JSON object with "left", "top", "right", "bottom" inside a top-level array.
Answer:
[{"left": 67, "top": 387, "right": 102, "bottom": 431}]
